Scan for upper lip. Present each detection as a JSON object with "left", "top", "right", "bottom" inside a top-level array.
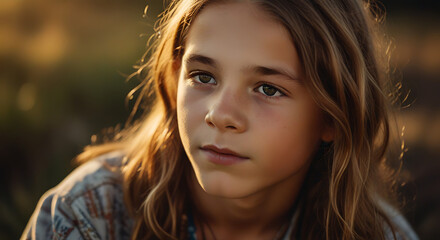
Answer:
[{"left": 200, "top": 145, "right": 249, "bottom": 159}]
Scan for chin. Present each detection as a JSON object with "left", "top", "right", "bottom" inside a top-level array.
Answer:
[
  {"left": 203, "top": 186, "right": 250, "bottom": 199},
  {"left": 196, "top": 173, "right": 259, "bottom": 199}
]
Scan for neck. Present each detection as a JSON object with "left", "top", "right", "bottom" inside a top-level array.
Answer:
[{"left": 189, "top": 170, "right": 306, "bottom": 240}]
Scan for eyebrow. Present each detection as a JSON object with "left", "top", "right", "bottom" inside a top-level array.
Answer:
[{"left": 184, "top": 53, "right": 301, "bottom": 82}]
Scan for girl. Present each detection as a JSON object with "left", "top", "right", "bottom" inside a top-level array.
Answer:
[{"left": 22, "top": 0, "right": 419, "bottom": 239}]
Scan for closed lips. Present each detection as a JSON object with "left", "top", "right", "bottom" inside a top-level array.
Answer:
[{"left": 200, "top": 145, "right": 249, "bottom": 159}]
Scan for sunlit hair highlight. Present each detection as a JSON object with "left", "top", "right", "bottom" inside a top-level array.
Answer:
[{"left": 76, "top": 0, "right": 405, "bottom": 239}]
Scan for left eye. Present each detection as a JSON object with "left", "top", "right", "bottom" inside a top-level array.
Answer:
[
  {"left": 193, "top": 74, "right": 216, "bottom": 84},
  {"left": 256, "top": 84, "right": 284, "bottom": 97}
]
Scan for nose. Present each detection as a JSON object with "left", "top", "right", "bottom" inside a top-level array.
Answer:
[{"left": 205, "top": 87, "right": 247, "bottom": 133}]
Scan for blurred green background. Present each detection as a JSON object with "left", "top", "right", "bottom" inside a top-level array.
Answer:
[{"left": 0, "top": 0, "right": 439, "bottom": 239}]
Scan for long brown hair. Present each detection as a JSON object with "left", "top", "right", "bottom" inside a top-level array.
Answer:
[{"left": 77, "top": 0, "right": 404, "bottom": 239}]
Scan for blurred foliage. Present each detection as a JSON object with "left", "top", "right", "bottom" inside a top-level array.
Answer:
[{"left": 0, "top": 0, "right": 439, "bottom": 239}]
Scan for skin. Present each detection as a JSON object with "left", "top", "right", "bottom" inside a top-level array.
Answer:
[{"left": 176, "top": 2, "right": 333, "bottom": 239}]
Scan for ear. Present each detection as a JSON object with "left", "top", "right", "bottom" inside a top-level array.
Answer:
[{"left": 321, "top": 122, "right": 335, "bottom": 143}]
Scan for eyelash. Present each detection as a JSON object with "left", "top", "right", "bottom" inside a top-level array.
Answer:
[
  {"left": 187, "top": 71, "right": 286, "bottom": 99},
  {"left": 256, "top": 83, "right": 286, "bottom": 100},
  {"left": 188, "top": 72, "right": 216, "bottom": 85}
]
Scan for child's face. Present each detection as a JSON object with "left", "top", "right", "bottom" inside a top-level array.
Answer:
[{"left": 176, "top": 2, "right": 332, "bottom": 198}]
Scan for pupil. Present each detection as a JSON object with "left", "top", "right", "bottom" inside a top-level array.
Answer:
[
  {"left": 199, "top": 75, "right": 211, "bottom": 83},
  {"left": 263, "top": 85, "right": 276, "bottom": 96}
]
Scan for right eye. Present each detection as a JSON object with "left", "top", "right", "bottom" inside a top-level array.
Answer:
[{"left": 190, "top": 72, "right": 216, "bottom": 85}]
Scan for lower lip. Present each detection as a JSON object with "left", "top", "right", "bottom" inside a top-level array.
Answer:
[{"left": 201, "top": 149, "right": 249, "bottom": 165}]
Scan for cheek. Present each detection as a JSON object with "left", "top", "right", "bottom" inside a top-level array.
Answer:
[
  {"left": 177, "top": 79, "right": 191, "bottom": 148},
  {"left": 261, "top": 127, "right": 315, "bottom": 174},
  {"left": 252, "top": 105, "right": 323, "bottom": 174},
  {"left": 176, "top": 80, "right": 205, "bottom": 146}
]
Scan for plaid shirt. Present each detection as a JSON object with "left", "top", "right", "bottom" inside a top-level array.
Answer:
[{"left": 22, "top": 152, "right": 418, "bottom": 240}]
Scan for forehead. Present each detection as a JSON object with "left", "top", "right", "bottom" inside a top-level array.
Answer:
[{"left": 183, "top": 2, "right": 301, "bottom": 76}]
